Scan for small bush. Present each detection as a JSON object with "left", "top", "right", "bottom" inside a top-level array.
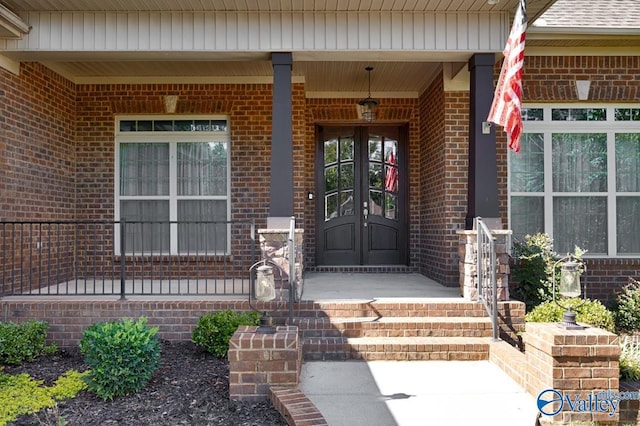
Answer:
[
  {"left": 525, "top": 298, "right": 615, "bottom": 332},
  {"left": 0, "top": 320, "right": 57, "bottom": 366},
  {"left": 510, "top": 233, "right": 556, "bottom": 312},
  {"left": 510, "top": 233, "right": 586, "bottom": 312},
  {"left": 192, "top": 310, "right": 261, "bottom": 358},
  {"left": 0, "top": 369, "right": 87, "bottom": 425},
  {"left": 79, "top": 317, "right": 160, "bottom": 400},
  {"left": 614, "top": 278, "right": 640, "bottom": 333},
  {"left": 620, "top": 335, "right": 640, "bottom": 382}
]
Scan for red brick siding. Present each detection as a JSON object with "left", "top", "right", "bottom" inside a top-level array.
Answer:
[
  {"left": 523, "top": 56, "right": 640, "bottom": 102},
  {"left": 0, "top": 63, "right": 76, "bottom": 220},
  {"left": 0, "top": 63, "right": 77, "bottom": 293}
]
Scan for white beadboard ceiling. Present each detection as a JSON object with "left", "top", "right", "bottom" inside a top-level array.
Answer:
[
  {"left": 0, "top": 0, "right": 559, "bottom": 96},
  {"left": 1, "top": 0, "right": 554, "bottom": 16}
]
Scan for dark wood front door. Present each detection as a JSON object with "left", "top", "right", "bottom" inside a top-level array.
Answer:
[{"left": 316, "top": 125, "right": 408, "bottom": 266}]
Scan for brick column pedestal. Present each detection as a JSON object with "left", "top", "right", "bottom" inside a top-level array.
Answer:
[
  {"left": 258, "top": 228, "right": 304, "bottom": 299},
  {"left": 524, "top": 323, "right": 620, "bottom": 425},
  {"left": 456, "top": 229, "right": 511, "bottom": 301},
  {"left": 228, "top": 326, "right": 301, "bottom": 402}
]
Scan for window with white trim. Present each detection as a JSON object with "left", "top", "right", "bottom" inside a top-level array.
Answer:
[
  {"left": 509, "top": 106, "right": 640, "bottom": 257},
  {"left": 115, "top": 116, "right": 230, "bottom": 255}
]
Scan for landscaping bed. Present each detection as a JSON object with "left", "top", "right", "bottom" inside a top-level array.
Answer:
[{"left": 4, "top": 340, "right": 287, "bottom": 426}]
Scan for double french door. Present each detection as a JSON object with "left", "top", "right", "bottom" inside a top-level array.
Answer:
[{"left": 316, "top": 125, "right": 407, "bottom": 266}]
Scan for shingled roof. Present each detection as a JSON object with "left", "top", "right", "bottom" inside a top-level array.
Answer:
[{"left": 535, "top": 0, "right": 640, "bottom": 28}]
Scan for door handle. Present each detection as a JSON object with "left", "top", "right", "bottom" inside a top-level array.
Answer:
[{"left": 363, "top": 202, "right": 368, "bottom": 227}]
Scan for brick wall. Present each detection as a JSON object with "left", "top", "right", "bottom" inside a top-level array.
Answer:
[
  {"left": 419, "top": 75, "right": 487, "bottom": 287},
  {"left": 0, "top": 63, "right": 76, "bottom": 221},
  {"left": 0, "top": 63, "right": 77, "bottom": 294}
]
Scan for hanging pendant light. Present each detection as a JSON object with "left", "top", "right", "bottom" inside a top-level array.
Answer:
[{"left": 358, "top": 66, "right": 379, "bottom": 122}]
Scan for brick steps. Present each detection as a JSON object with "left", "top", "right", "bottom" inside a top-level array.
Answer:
[
  {"left": 295, "top": 316, "right": 493, "bottom": 338},
  {"left": 303, "top": 336, "right": 491, "bottom": 361},
  {"left": 293, "top": 299, "right": 489, "bottom": 319},
  {"left": 294, "top": 300, "right": 524, "bottom": 362}
]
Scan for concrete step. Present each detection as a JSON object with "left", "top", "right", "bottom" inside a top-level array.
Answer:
[
  {"left": 295, "top": 316, "right": 494, "bottom": 338},
  {"left": 302, "top": 336, "right": 491, "bottom": 361}
]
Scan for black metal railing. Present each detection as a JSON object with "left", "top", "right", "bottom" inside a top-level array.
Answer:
[
  {"left": 476, "top": 217, "right": 499, "bottom": 341},
  {"left": 0, "top": 220, "right": 256, "bottom": 298}
]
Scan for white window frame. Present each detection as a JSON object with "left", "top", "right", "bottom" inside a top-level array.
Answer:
[
  {"left": 509, "top": 104, "right": 640, "bottom": 258},
  {"left": 114, "top": 115, "right": 231, "bottom": 256}
]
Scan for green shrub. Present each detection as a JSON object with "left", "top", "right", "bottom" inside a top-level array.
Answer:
[
  {"left": 192, "top": 310, "right": 261, "bottom": 358},
  {"left": 0, "top": 369, "right": 87, "bottom": 425},
  {"left": 510, "top": 233, "right": 556, "bottom": 312},
  {"left": 510, "top": 233, "right": 585, "bottom": 312},
  {"left": 614, "top": 278, "right": 640, "bottom": 333},
  {"left": 620, "top": 335, "right": 640, "bottom": 382},
  {"left": 525, "top": 298, "right": 615, "bottom": 332},
  {"left": 0, "top": 320, "right": 57, "bottom": 366},
  {"left": 79, "top": 317, "right": 160, "bottom": 400}
]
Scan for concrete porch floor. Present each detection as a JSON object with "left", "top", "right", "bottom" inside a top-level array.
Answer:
[
  {"left": 302, "top": 272, "right": 461, "bottom": 300},
  {"left": 2, "top": 272, "right": 461, "bottom": 301}
]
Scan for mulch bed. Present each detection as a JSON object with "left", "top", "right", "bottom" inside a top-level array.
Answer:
[{"left": 4, "top": 341, "right": 287, "bottom": 426}]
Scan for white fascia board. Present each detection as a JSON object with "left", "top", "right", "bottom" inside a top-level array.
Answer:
[
  {"left": 0, "top": 53, "right": 20, "bottom": 74},
  {"left": 0, "top": 4, "right": 30, "bottom": 39}
]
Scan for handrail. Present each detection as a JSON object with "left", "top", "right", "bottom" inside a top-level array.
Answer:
[
  {"left": 288, "top": 216, "right": 295, "bottom": 325},
  {"left": 476, "top": 217, "right": 499, "bottom": 341},
  {"left": 0, "top": 219, "right": 256, "bottom": 297}
]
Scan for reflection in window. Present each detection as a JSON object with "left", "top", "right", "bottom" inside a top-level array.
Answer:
[
  {"left": 324, "top": 135, "right": 355, "bottom": 221},
  {"left": 616, "top": 134, "right": 640, "bottom": 192},
  {"left": 552, "top": 134, "right": 607, "bottom": 193},
  {"left": 553, "top": 197, "right": 607, "bottom": 255},
  {"left": 551, "top": 108, "right": 606, "bottom": 121},
  {"left": 510, "top": 133, "right": 544, "bottom": 193}
]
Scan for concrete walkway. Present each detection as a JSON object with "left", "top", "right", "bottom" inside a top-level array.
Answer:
[
  {"left": 299, "top": 273, "right": 538, "bottom": 425},
  {"left": 300, "top": 360, "right": 539, "bottom": 426}
]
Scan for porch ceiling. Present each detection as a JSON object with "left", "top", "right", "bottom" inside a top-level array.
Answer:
[
  {"left": 0, "top": 0, "right": 558, "bottom": 96},
  {"left": 1, "top": 0, "right": 554, "bottom": 19}
]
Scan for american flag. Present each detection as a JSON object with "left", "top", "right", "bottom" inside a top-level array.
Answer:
[{"left": 487, "top": 0, "right": 528, "bottom": 153}]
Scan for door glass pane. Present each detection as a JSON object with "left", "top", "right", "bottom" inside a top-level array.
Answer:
[
  {"left": 369, "top": 163, "right": 382, "bottom": 189},
  {"left": 385, "top": 193, "right": 397, "bottom": 220},
  {"left": 617, "top": 197, "right": 640, "bottom": 254},
  {"left": 340, "top": 163, "right": 354, "bottom": 189},
  {"left": 325, "top": 193, "right": 338, "bottom": 221},
  {"left": 325, "top": 165, "right": 338, "bottom": 192},
  {"left": 340, "top": 190, "right": 354, "bottom": 216},
  {"left": 178, "top": 200, "right": 227, "bottom": 253},
  {"left": 510, "top": 196, "right": 544, "bottom": 241},
  {"left": 553, "top": 197, "right": 607, "bottom": 255},
  {"left": 369, "top": 190, "right": 383, "bottom": 217},
  {"left": 510, "top": 133, "right": 544, "bottom": 192},
  {"left": 616, "top": 133, "right": 640, "bottom": 192},
  {"left": 120, "top": 143, "right": 170, "bottom": 196},
  {"left": 384, "top": 140, "right": 398, "bottom": 193},
  {"left": 369, "top": 137, "right": 382, "bottom": 161},
  {"left": 340, "top": 138, "right": 354, "bottom": 161},
  {"left": 177, "top": 142, "right": 228, "bottom": 196},
  {"left": 120, "top": 200, "right": 170, "bottom": 254},
  {"left": 552, "top": 133, "right": 607, "bottom": 192},
  {"left": 324, "top": 138, "right": 337, "bottom": 165}
]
